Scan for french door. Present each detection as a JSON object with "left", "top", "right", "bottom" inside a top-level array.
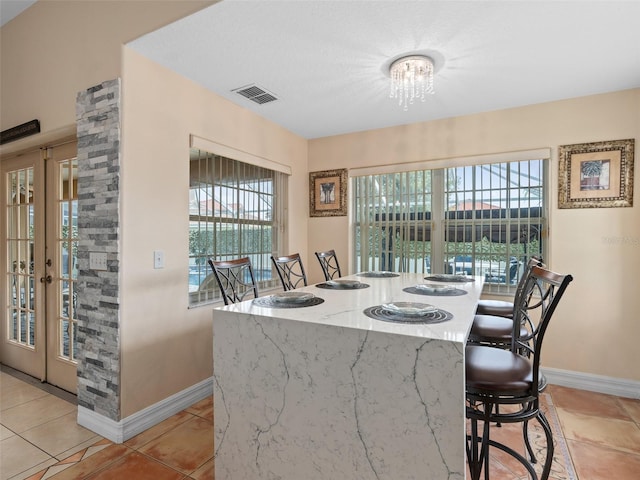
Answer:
[{"left": 1, "top": 141, "right": 79, "bottom": 393}]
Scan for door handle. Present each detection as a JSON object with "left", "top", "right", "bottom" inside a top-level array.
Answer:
[{"left": 40, "top": 275, "right": 52, "bottom": 284}]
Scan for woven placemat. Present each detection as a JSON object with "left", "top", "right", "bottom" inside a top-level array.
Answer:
[
  {"left": 252, "top": 296, "right": 325, "bottom": 308},
  {"left": 357, "top": 271, "right": 400, "bottom": 278},
  {"left": 424, "top": 275, "right": 475, "bottom": 283},
  {"left": 363, "top": 305, "right": 453, "bottom": 324},
  {"left": 403, "top": 286, "right": 468, "bottom": 296},
  {"left": 316, "top": 282, "right": 370, "bottom": 290}
]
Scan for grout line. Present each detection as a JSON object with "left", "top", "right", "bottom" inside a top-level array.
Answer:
[
  {"left": 616, "top": 397, "right": 640, "bottom": 429},
  {"left": 543, "top": 392, "right": 578, "bottom": 480},
  {"left": 0, "top": 364, "right": 77, "bottom": 405}
]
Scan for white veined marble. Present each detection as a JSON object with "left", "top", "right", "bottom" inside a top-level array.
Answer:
[
  {"left": 216, "top": 273, "right": 483, "bottom": 343},
  {"left": 213, "top": 273, "right": 482, "bottom": 479}
]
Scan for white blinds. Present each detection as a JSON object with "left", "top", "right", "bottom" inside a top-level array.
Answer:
[
  {"left": 352, "top": 151, "right": 548, "bottom": 293},
  {"left": 190, "top": 135, "right": 292, "bottom": 176},
  {"left": 188, "top": 148, "right": 288, "bottom": 306},
  {"left": 353, "top": 171, "right": 433, "bottom": 273},
  {"left": 349, "top": 148, "right": 550, "bottom": 177}
]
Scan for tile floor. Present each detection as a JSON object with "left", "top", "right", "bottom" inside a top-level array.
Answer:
[
  {"left": 1, "top": 367, "right": 213, "bottom": 480},
  {"left": 1, "top": 365, "right": 639, "bottom": 480}
]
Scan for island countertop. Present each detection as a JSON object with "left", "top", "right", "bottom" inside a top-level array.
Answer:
[
  {"left": 214, "top": 272, "right": 483, "bottom": 343},
  {"left": 212, "top": 272, "right": 483, "bottom": 480}
]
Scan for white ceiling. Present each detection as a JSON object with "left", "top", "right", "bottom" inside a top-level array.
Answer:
[
  {"left": 6, "top": 1, "right": 640, "bottom": 140},
  {"left": 127, "top": 0, "right": 640, "bottom": 139}
]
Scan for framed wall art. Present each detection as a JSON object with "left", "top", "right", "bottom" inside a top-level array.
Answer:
[
  {"left": 558, "top": 138, "right": 634, "bottom": 209},
  {"left": 309, "top": 169, "right": 348, "bottom": 217}
]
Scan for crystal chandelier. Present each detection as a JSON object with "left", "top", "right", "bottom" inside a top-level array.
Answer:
[{"left": 389, "top": 55, "right": 434, "bottom": 111}]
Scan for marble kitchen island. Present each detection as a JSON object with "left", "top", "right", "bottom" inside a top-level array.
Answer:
[{"left": 213, "top": 273, "right": 483, "bottom": 480}]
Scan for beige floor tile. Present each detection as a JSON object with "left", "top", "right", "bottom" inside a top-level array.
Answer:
[
  {"left": 0, "top": 434, "right": 54, "bottom": 480},
  {"left": 36, "top": 461, "right": 78, "bottom": 480},
  {"left": 0, "top": 381, "right": 49, "bottom": 411},
  {"left": 548, "top": 385, "right": 634, "bottom": 421},
  {"left": 55, "top": 434, "right": 104, "bottom": 461},
  {"left": 138, "top": 416, "right": 214, "bottom": 474},
  {"left": 0, "top": 395, "right": 75, "bottom": 434},
  {"left": 12, "top": 461, "right": 61, "bottom": 480},
  {"left": 568, "top": 439, "right": 640, "bottom": 480},
  {"left": 1, "top": 424, "right": 16, "bottom": 441},
  {"left": 618, "top": 396, "right": 640, "bottom": 425},
  {"left": 186, "top": 396, "right": 213, "bottom": 421},
  {"left": 124, "top": 410, "right": 194, "bottom": 450},
  {"left": 477, "top": 421, "right": 534, "bottom": 474},
  {"left": 0, "top": 371, "right": 23, "bottom": 389},
  {"left": 557, "top": 407, "right": 640, "bottom": 455},
  {"left": 21, "top": 411, "right": 97, "bottom": 457},
  {"left": 189, "top": 458, "right": 215, "bottom": 480},
  {"left": 45, "top": 444, "right": 132, "bottom": 480},
  {"left": 6, "top": 373, "right": 636, "bottom": 480},
  {"left": 7, "top": 457, "right": 61, "bottom": 480},
  {"left": 85, "top": 451, "right": 184, "bottom": 480}
]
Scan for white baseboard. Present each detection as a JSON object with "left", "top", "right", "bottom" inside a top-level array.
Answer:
[
  {"left": 77, "top": 369, "right": 638, "bottom": 443},
  {"left": 77, "top": 376, "right": 213, "bottom": 443},
  {"left": 543, "top": 367, "right": 640, "bottom": 399}
]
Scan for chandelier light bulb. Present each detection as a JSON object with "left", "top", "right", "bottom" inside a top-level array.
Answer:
[{"left": 389, "top": 55, "right": 434, "bottom": 111}]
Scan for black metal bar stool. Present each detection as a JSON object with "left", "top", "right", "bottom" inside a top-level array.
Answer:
[
  {"left": 466, "top": 265, "right": 573, "bottom": 480},
  {"left": 314, "top": 249, "right": 342, "bottom": 280},
  {"left": 208, "top": 257, "right": 259, "bottom": 305},
  {"left": 271, "top": 253, "right": 308, "bottom": 291},
  {"left": 470, "top": 256, "right": 544, "bottom": 347}
]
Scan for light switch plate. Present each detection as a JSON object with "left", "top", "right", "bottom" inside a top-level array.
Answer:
[
  {"left": 89, "top": 252, "right": 108, "bottom": 271},
  {"left": 154, "top": 250, "right": 164, "bottom": 269}
]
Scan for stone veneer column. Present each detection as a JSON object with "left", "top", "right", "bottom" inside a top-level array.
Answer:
[{"left": 75, "top": 79, "right": 121, "bottom": 421}]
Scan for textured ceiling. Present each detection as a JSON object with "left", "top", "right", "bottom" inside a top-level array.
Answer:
[{"left": 66, "top": 1, "right": 640, "bottom": 139}]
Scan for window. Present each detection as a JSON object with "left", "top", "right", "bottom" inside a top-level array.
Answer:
[
  {"left": 353, "top": 153, "right": 547, "bottom": 294},
  {"left": 189, "top": 148, "right": 287, "bottom": 306}
]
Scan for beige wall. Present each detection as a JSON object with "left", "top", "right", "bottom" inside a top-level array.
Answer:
[
  {"left": 1, "top": 0, "right": 308, "bottom": 418},
  {"left": 308, "top": 89, "right": 640, "bottom": 382},
  {"left": 2, "top": 1, "right": 638, "bottom": 421},
  {"left": 0, "top": 0, "right": 215, "bottom": 148},
  {"left": 120, "top": 48, "right": 308, "bottom": 417}
]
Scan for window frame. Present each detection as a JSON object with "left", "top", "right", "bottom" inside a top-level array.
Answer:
[
  {"left": 350, "top": 149, "right": 549, "bottom": 295},
  {"left": 188, "top": 136, "right": 290, "bottom": 307}
]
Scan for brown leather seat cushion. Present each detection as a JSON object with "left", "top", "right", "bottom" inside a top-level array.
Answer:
[
  {"left": 465, "top": 345, "right": 532, "bottom": 392},
  {"left": 470, "top": 314, "right": 527, "bottom": 341},
  {"left": 476, "top": 299, "right": 513, "bottom": 318}
]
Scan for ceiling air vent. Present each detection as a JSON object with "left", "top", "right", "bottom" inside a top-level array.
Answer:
[{"left": 232, "top": 84, "right": 278, "bottom": 105}]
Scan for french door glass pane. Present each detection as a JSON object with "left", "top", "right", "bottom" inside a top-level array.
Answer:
[
  {"left": 56, "top": 157, "right": 78, "bottom": 362},
  {"left": 6, "top": 167, "right": 36, "bottom": 348}
]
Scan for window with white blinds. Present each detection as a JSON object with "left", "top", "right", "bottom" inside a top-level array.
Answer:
[
  {"left": 352, "top": 154, "right": 547, "bottom": 294},
  {"left": 353, "top": 170, "right": 434, "bottom": 274},
  {"left": 188, "top": 148, "right": 288, "bottom": 306}
]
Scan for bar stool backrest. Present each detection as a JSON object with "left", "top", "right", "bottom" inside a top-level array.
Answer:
[
  {"left": 511, "top": 265, "right": 573, "bottom": 392},
  {"left": 208, "top": 257, "right": 259, "bottom": 305},
  {"left": 315, "top": 249, "right": 342, "bottom": 281},
  {"left": 271, "top": 253, "right": 308, "bottom": 291}
]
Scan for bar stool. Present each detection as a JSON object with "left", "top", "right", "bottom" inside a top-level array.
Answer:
[
  {"left": 208, "top": 257, "right": 259, "bottom": 305},
  {"left": 475, "top": 256, "right": 543, "bottom": 319},
  {"left": 271, "top": 253, "right": 308, "bottom": 291},
  {"left": 470, "top": 257, "right": 544, "bottom": 348},
  {"left": 315, "top": 249, "right": 342, "bottom": 280},
  {"left": 466, "top": 266, "right": 573, "bottom": 480}
]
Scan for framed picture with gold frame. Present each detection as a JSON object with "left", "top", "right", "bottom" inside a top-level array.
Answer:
[
  {"left": 309, "top": 169, "right": 347, "bottom": 217},
  {"left": 558, "top": 138, "right": 634, "bottom": 209}
]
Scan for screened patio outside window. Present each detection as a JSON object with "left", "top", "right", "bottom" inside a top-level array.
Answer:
[
  {"left": 352, "top": 153, "right": 547, "bottom": 294},
  {"left": 188, "top": 148, "right": 287, "bottom": 306}
]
